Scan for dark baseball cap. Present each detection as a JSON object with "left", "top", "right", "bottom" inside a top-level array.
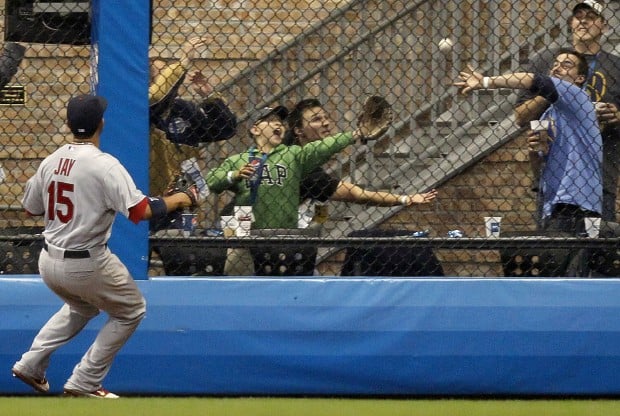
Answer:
[
  {"left": 67, "top": 94, "right": 108, "bottom": 138},
  {"left": 251, "top": 106, "right": 288, "bottom": 125}
]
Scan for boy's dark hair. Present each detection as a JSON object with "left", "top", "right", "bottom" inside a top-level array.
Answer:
[{"left": 285, "top": 98, "right": 322, "bottom": 145}]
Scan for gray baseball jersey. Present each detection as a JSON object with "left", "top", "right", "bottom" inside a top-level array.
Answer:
[{"left": 22, "top": 143, "right": 145, "bottom": 249}]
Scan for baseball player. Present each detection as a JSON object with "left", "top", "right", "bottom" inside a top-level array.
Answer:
[{"left": 11, "top": 94, "right": 199, "bottom": 398}]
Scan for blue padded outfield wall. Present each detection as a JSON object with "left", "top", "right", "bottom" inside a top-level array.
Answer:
[{"left": 3, "top": 277, "right": 620, "bottom": 396}]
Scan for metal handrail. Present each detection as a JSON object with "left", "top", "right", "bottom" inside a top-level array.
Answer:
[
  {"left": 214, "top": 0, "right": 432, "bottom": 125},
  {"left": 210, "top": 0, "right": 366, "bottom": 98}
]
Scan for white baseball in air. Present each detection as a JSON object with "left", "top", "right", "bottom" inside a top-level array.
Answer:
[{"left": 438, "top": 38, "right": 454, "bottom": 53}]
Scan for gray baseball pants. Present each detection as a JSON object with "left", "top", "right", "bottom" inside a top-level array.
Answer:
[{"left": 13, "top": 242, "right": 146, "bottom": 392}]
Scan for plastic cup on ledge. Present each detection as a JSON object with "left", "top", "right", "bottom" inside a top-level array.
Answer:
[{"left": 484, "top": 216, "right": 501, "bottom": 238}]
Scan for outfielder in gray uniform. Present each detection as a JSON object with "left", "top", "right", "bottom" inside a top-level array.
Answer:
[{"left": 12, "top": 94, "right": 198, "bottom": 398}]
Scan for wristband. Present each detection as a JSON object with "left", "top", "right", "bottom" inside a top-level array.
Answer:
[
  {"left": 227, "top": 171, "right": 235, "bottom": 184},
  {"left": 148, "top": 197, "right": 168, "bottom": 222},
  {"left": 482, "top": 76, "right": 490, "bottom": 89},
  {"left": 399, "top": 195, "right": 408, "bottom": 205}
]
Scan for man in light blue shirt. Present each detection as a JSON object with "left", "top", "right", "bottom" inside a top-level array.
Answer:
[
  {"left": 537, "top": 70, "right": 602, "bottom": 224},
  {"left": 455, "top": 49, "right": 602, "bottom": 235},
  {"left": 514, "top": 1, "right": 620, "bottom": 223},
  {"left": 455, "top": 49, "right": 602, "bottom": 276}
]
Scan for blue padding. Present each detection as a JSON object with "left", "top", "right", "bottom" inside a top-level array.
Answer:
[
  {"left": 2, "top": 277, "right": 620, "bottom": 396},
  {"left": 91, "top": 0, "right": 150, "bottom": 279}
]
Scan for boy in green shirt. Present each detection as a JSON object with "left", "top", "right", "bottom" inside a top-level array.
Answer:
[{"left": 207, "top": 106, "right": 356, "bottom": 229}]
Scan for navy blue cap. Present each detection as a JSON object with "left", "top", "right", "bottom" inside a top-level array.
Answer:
[{"left": 67, "top": 94, "right": 107, "bottom": 138}]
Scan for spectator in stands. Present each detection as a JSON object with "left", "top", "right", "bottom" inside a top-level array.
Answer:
[
  {"left": 150, "top": 67, "right": 237, "bottom": 153},
  {"left": 206, "top": 106, "right": 363, "bottom": 275},
  {"left": 514, "top": 1, "right": 620, "bottom": 223},
  {"left": 0, "top": 42, "right": 25, "bottom": 184},
  {"left": 207, "top": 106, "right": 368, "bottom": 228},
  {"left": 149, "top": 36, "right": 237, "bottom": 196},
  {"left": 285, "top": 98, "right": 437, "bottom": 228},
  {"left": 0, "top": 42, "right": 25, "bottom": 91},
  {"left": 456, "top": 49, "right": 602, "bottom": 275},
  {"left": 149, "top": 37, "right": 237, "bottom": 232},
  {"left": 458, "top": 50, "right": 602, "bottom": 230}
]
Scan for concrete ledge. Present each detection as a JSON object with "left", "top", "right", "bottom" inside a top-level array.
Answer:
[{"left": 2, "top": 276, "right": 620, "bottom": 396}]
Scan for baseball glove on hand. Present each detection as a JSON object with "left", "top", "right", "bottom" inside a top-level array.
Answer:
[
  {"left": 164, "top": 172, "right": 200, "bottom": 208},
  {"left": 356, "top": 95, "right": 393, "bottom": 142}
]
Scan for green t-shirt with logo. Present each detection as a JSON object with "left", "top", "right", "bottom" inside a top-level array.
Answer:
[{"left": 206, "top": 132, "right": 353, "bottom": 229}]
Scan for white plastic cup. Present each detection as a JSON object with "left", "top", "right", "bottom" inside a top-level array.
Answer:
[
  {"left": 593, "top": 102, "right": 608, "bottom": 128},
  {"left": 530, "top": 120, "right": 552, "bottom": 155},
  {"left": 234, "top": 206, "right": 254, "bottom": 222},
  {"left": 233, "top": 206, "right": 253, "bottom": 237},
  {"left": 593, "top": 101, "right": 607, "bottom": 112},
  {"left": 220, "top": 215, "right": 236, "bottom": 237},
  {"left": 484, "top": 216, "right": 502, "bottom": 238},
  {"left": 529, "top": 120, "right": 550, "bottom": 132},
  {"left": 584, "top": 217, "right": 602, "bottom": 238},
  {"left": 236, "top": 220, "right": 252, "bottom": 237}
]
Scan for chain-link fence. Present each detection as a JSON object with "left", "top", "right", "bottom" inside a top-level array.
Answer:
[{"left": 1, "top": 0, "right": 619, "bottom": 277}]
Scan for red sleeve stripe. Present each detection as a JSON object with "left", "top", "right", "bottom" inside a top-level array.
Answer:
[{"left": 128, "top": 197, "right": 149, "bottom": 224}]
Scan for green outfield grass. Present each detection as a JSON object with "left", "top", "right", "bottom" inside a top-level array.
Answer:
[{"left": 2, "top": 397, "right": 620, "bottom": 416}]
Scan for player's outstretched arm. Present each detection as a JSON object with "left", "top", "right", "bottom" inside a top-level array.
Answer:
[
  {"left": 129, "top": 192, "right": 197, "bottom": 224},
  {"left": 129, "top": 173, "right": 200, "bottom": 224}
]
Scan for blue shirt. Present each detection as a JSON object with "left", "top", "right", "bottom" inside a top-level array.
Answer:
[{"left": 539, "top": 77, "right": 602, "bottom": 218}]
